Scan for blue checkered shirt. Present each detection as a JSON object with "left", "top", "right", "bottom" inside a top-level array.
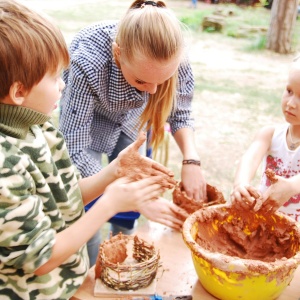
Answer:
[{"left": 59, "top": 21, "right": 195, "bottom": 178}]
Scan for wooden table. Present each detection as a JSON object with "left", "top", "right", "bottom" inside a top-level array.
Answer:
[{"left": 72, "top": 221, "right": 300, "bottom": 300}]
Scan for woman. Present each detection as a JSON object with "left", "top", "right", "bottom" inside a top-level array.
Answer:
[{"left": 59, "top": 0, "right": 206, "bottom": 266}]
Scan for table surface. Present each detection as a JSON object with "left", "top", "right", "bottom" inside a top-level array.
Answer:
[{"left": 72, "top": 221, "right": 300, "bottom": 300}]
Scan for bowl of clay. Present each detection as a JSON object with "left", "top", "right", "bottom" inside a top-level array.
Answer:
[{"left": 182, "top": 204, "right": 300, "bottom": 300}]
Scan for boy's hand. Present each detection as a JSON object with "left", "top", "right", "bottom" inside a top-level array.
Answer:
[
  {"left": 102, "top": 176, "right": 165, "bottom": 213},
  {"left": 116, "top": 131, "right": 177, "bottom": 189},
  {"left": 138, "top": 197, "right": 189, "bottom": 230}
]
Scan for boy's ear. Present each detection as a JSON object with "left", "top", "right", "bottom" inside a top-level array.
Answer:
[{"left": 9, "top": 82, "right": 26, "bottom": 105}]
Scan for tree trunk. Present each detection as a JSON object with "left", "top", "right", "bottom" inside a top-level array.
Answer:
[{"left": 266, "top": 0, "right": 298, "bottom": 54}]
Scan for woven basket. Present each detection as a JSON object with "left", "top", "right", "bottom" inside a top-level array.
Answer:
[{"left": 95, "top": 233, "right": 160, "bottom": 291}]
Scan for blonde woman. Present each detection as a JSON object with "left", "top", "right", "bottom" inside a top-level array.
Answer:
[{"left": 59, "top": 0, "right": 206, "bottom": 265}]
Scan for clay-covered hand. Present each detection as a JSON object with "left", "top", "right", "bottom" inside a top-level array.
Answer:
[
  {"left": 138, "top": 197, "right": 189, "bottom": 230},
  {"left": 181, "top": 164, "right": 207, "bottom": 202},
  {"left": 230, "top": 184, "right": 262, "bottom": 211},
  {"left": 102, "top": 176, "right": 165, "bottom": 214},
  {"left": 249, "top": 169, "right": 295, "bottom": 213},
  {"left": 116, "top": 131, "right": 176, "bottom": 189},
  {"left": 261, "top": 174, "right": 298, "bottom": 210}
]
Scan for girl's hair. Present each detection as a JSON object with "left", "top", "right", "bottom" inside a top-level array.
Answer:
[
  {"left": 0, "top": 0, "right": 69, "bottom": 99},
  {"left": 115, "top": 0, "right": 185, "bottom": 152}
]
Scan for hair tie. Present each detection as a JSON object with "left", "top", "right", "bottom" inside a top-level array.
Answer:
[{"left": 141, "top": 1, "right": 157, "bottom": 8}]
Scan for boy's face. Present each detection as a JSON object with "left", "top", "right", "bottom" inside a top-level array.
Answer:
[
  {"left": 282, "top": 63, "right": 300, "bottom": 125},
  {"left": 22, "top": 69, "right": 65, "bottom": 116}
]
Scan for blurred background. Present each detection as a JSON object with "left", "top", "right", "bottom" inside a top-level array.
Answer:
[{"left": 23, "top": 0, "right": 300, "bottom": 200}]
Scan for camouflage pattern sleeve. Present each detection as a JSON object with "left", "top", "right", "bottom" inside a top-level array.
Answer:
[{"left": 0, "top": 122, "right": 89, "bottom": 300}]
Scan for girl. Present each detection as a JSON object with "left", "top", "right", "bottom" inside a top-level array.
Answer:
[{"left": 231, "top": 56, "right": 300, "bottom": 222}]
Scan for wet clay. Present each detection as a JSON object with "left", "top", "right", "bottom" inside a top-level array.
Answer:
[
  {"left": 95, "top": 233, "right": 128, "bottom": 279},
  {"left": 117, "top": 132, "right": 176, "bottom": 189},
  {"left": 193, "top": 169, "right": 300, "bottom": 263},
  {"left": 195, "top": 205, "right": 300, "bottom": 262},
  {"left": 173, "top": 182, "right": 226, "bottom": 215},
  {"left": 231, "top": 168, "right": 280, "bottom": 213},
  {"left": 265, "top": 168, "right": 278, "bottom": 184}
]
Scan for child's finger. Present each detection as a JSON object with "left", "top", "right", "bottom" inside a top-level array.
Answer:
[
  {"left": 124, "top": 171, "right": 176, "bottom": 189},
  {"left": 131, "top": 131, "right": 147, "bottom": 151},
  {"left": 114, "top": 177, "right": 133, "bottom": 184},
  {"left": 152, "top": 162, "right": 175, "bottom": 177},
  {"left": 150, "top": 169, "right": 177, "bottom": 186},
  {"left": 135, "top": 177, "right": 165, "bottom": 194},
  {"left": 152, "top": 215, "right": 184, "bottom": 230},
  {"left": 170, "top": 204, "right": 189, "bottom": 220}
]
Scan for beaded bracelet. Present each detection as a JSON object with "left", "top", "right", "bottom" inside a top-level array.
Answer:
[{"left": 182, "top": 159, "right": 201, "bottom": 166}]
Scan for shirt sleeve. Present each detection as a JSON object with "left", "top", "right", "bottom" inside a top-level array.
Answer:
[
  {"left": 0, "top": 160, "right": 56, "bottom": 273},
  {"left": 168, "top": 61, "right": 195, "bottom": 135},
  {"left": 59, "top": 61, "right": 102, "bottom": 178}
]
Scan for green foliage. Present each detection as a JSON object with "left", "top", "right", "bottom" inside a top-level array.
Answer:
[
  {"left": 245, "top": 34, "right": 267, "bottom": 51},
  {"left": 177, "top": 3, "right": 299, "bottom": 52},
  {"left": 180, "top": 10, "right": 213, "bottom": 31}
]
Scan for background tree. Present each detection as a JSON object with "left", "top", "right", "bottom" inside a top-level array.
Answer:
[{"left": 266, "top": 0, "right": 298, "bottom": 54}]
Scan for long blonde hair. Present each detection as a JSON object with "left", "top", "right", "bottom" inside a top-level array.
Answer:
[{"left": 115, "top": 0, "right": 184, "bottom": 152}]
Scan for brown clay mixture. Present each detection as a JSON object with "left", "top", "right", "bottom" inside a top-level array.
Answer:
[
  {"left": 231, "top": 168, "right": 280, "bottom": 213},
  {"left": 173, "top": 182, "right": 226, "bottom": 215},
  {"left": 95, "top": 233, "right": 128, "bottom": 279},
  {"left": 117, "top": 132, "right": 176, "bottom": 189},
  {"left": 194, "top": 169, "right": 300, "bottom": 263},
  {"left": 195, "top": 205, "right": 300, "bottom": 262}
]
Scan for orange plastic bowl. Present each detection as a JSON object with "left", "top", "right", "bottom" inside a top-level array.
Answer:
[{"left": 182, "top": 204, "right": 300, "bottom": 300}]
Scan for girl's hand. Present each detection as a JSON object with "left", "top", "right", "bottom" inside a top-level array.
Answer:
[
  {"left": 230, "top": 184, "right": 262, "bottom": 210},
  {"left": 261, "top": 175, "right": 296, "bottom": 210},
  {"left": 101, "top": 176, "right": 165, "bottom": 213},
  {"left": 138, "top": 197, "right": 189, "bottom": 230},
  {"left": 116, "top": 131, "right": 177, "bottom": 189}
]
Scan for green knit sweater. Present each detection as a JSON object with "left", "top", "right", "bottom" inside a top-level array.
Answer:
[{"left": 0, "top": 104, "right": 89, "bottom": 300}]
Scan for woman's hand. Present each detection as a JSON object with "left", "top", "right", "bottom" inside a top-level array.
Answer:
[
  {"left": 181, "top": 164, "right": 206, "bottom": 202},
  {"left": 138, "top": 197, "right": 188, "bottom": 230},
  {"left": 116, "top": 131, "right": 177, "bottom": 189}
]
